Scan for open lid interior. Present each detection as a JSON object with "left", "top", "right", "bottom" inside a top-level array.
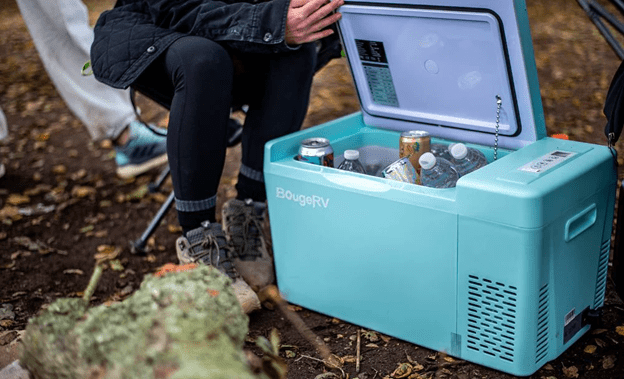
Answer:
[{"left": 337, "top": 0, "right": 547, "bottom": 150}]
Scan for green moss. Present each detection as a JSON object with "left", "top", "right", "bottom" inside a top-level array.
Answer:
[{"left": 21, "top": 265, "right": 266, "bottom": 379}]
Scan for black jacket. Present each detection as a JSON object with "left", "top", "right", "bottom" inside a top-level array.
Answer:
[{"left": 91, "top": 0, "right": 294, "bottom": 89}]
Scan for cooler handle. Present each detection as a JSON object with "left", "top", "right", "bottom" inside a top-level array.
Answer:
[{"left": 564, "top": 203, "right": 597, "bottom": 242}]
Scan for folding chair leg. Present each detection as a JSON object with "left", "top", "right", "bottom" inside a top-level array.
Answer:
[{"left": 130, "top": 191, "right": 175, "bottom": 254}]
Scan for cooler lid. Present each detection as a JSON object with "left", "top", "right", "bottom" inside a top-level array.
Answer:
[{"left": 337, "top": 0, "right": 547, "bottom": 150}]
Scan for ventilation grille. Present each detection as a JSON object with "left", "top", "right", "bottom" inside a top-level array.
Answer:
[
  {"left": 466, "top": 275, "right": 517, "bottom": 363},
  {"left": 535, "top": 283, "right": 549, "bottom": 364},
  {"left": 594, "top": 239, "right": 611, "bottom": 308}
]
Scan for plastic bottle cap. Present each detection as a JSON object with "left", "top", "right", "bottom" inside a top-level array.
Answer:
[
  {"left": 419, "top": 152, "right": 436, "bottom": 170},
  {"left": 343, "top": 149, "right": 360, "bottom": 160},
  {"left": 450, "top": 143, "right": 468, "bottom": 160}
]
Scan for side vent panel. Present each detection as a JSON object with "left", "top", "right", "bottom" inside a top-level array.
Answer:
[
  {"left": 466, "top": 275, "right": 517, "bottom": 363},
  {"left": 535, "top": 283, "right": 549, "bottom": 364},
  {"left": 594, "top": 239, "right": 610, "bottom": 308}
]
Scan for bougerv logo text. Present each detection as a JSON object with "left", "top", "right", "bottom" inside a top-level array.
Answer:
[{"left": 275, "top": 187, "right": 329, "bottom": 208}]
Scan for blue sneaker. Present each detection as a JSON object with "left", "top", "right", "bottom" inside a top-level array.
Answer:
[{"left": 115, "top": 120, "right": 168, "bottom": 179}]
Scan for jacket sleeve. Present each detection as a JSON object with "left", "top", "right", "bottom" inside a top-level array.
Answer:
[{"left": 144, "top": 0, "right": 295, "bottom": 54}]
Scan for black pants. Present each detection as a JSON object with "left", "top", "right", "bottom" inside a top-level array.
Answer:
[{"left": 133, "top": 36, "right": 317, "bottom": 230}]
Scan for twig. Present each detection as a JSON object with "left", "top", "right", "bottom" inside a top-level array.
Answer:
[
  {"left": 259, "top": 286, "right": 332, "bottom": 361},
  {"left": 82, "top": 263, "right": 104, "bottom": 304},
  {"left": 296, "top": 355, "right": 345, "bottom": 378},
  {"left": 356, "top": 329, "right": 361, "bottom": 373}
]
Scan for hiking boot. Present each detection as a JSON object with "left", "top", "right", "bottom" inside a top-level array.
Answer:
[
  {"left": 222, "top": 198, "right": 275, "bottom": 291},
  {"left": 115, "top": 120, "right": 168, "bottom": 179},
  {"left": 176, "top": 221, "right": 261, "bottom": 313}
]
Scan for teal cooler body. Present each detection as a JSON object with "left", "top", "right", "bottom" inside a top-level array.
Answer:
[{"left": 263, "top": 0, "right": 617, "bottom": 376}]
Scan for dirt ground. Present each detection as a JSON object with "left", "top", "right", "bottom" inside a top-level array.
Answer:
[{"left": 2, "top": 0, "right": 624, "bottom": 378}]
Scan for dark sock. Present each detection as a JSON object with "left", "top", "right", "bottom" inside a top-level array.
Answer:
[
  {"left": 177, "top": 208, "right": 216, "bottom": 236},
  {"left": 235, "top": 175, "right": 266, "bottom": 202}
]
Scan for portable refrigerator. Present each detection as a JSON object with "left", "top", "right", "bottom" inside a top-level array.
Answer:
[{"left": 263, "top": 0, "right": 618, "bottom": 376}]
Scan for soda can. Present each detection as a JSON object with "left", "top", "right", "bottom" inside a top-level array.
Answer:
[
  {"left": 381, "top": 157, "right": 418, "bottom": 184},
  {"left": 400, "top": 130, "right": 431, "bottom": 173},
  {"left": 297, "top": 137, "right": 334, "bottom": 167}
]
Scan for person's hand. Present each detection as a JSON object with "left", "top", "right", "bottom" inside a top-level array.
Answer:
[{"left": 285, "top": 0, "right": 344, "bottom": 46}]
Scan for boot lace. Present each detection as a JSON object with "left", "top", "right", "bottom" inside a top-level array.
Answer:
[
  {"left": 227, "top": 207, "right": 264, "bottom": 259},
  {"left": 188, "top": 228, "right": 238, "bottom": 278}
]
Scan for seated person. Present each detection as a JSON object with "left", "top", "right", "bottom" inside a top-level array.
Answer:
[{"left": 90, "top": 0, "right": 343, "bottom": 312}]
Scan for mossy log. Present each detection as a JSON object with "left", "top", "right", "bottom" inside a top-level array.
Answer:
[{"left": 20, "top": 265, "right": 269, "bottom": 379}]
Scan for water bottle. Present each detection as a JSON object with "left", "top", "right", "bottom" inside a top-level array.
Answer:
[
  {"left": 337, "top": 149, "right": 366, "bottom": 174},
  {"left": 449, "top": 143, "right": 488, "bottom": 177},
  {"left": 430, "top": 143, "right": 454, "bottom": 161},
  {"left": 418, "top": 152, "right": 459, "bottom": 188}
]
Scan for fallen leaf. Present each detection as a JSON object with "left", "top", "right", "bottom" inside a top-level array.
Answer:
[
  {"left": 341, "top": 355, "right": 357, "bottom": 363},
  {"left": 13, "top": 236, "right": 52, "bottom": 254},
  {"left": 6, "top": 194, "right": 30, "bottom": 205},
  {"left": 616, "top": 326, "right": 624, "bottom": 336},
  {"left": 23, "top": 184, "right": 52, "bottom": 196},
  {"left": 324, "top": 354, "right": 343, "bottom": 369},
  {"left": 562, "top": 364, "right": 579, "bottom": 378},
  {"left": 362, "top": 330, "right": 379, "bottom": 342},
  {"left": 314, "top": 373, "right": 340, "bottom": 379},
  {"left": 63, "top": 269, "right": 84, "bottom": 275},
  {"left": 94, "top": 230, "right": 108, "bottom": 238},
  {"left": 126, "top": 184, "right": 149, "bottom": 201},
  {"left": 70, "top": 169, "right": 87, "bottom": 181},
  {"left": 584, "top": 345, "right": 597, "bottom": 354},
  {"left": 602, "top": 355, "right": 616, "bottom": 369},
  {"left": 52, "top": 165, "right": 67, "bottom": 175},
  {"left": 94, "top": 245, "right": 121, "bottom": 261},
  {"left": 36, "top": 132, "right": 50, "bottom": 141},
  {"left": 365, "top": 343, "right": 379, "bottom": 348},
  {"left": 380, "top": 334, "right": 391, "bottom": 344},
  {"left": 285, "top": 350, "right": 296, "bottom": 358},
  {"left": 71, "top": 186, "right": 96, "bottom": 198},
  {"left": 594, "top": 338, "right": 606, "bottom": 348},
  {"left": 0, "top": 205, "right": 20, "bottom": 221},
  {"left": 109, "top": 259, "right": 124, "bottom": 271},
  {"left": 80, "top": 225, "right": 94, "bottom": 233},
  {"left": 390, "top": 362, "right": 412, "bottom": 378},
  {"left": 167, "top": 224, "right": 183, "bottom": 234},
  {"left": 0, "top": 320, "right": 14, "bottom": 328},
  {"left": 151, "top": 192, "right": 168, "bottom": 203}
]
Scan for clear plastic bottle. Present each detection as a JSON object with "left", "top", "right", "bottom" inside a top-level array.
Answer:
[
  {"left": 418, "top": 152, "right": 459, "bottom": 188},
  {"left": 430, "top": 142, "right": 454, "bottom": 161},
  {"left": 337, "top": 149, "right": 366, "bottom": 174},
  {"left": 448, "top": 143, "right": 488, "bottom": 177}
]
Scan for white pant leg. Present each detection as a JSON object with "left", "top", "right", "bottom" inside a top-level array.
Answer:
[
  {"left": 15, "top": 0, "right": 136, "bottom": 141},
  {"left": 0, "top": 106, "right": 7, "bottom": 141}
]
